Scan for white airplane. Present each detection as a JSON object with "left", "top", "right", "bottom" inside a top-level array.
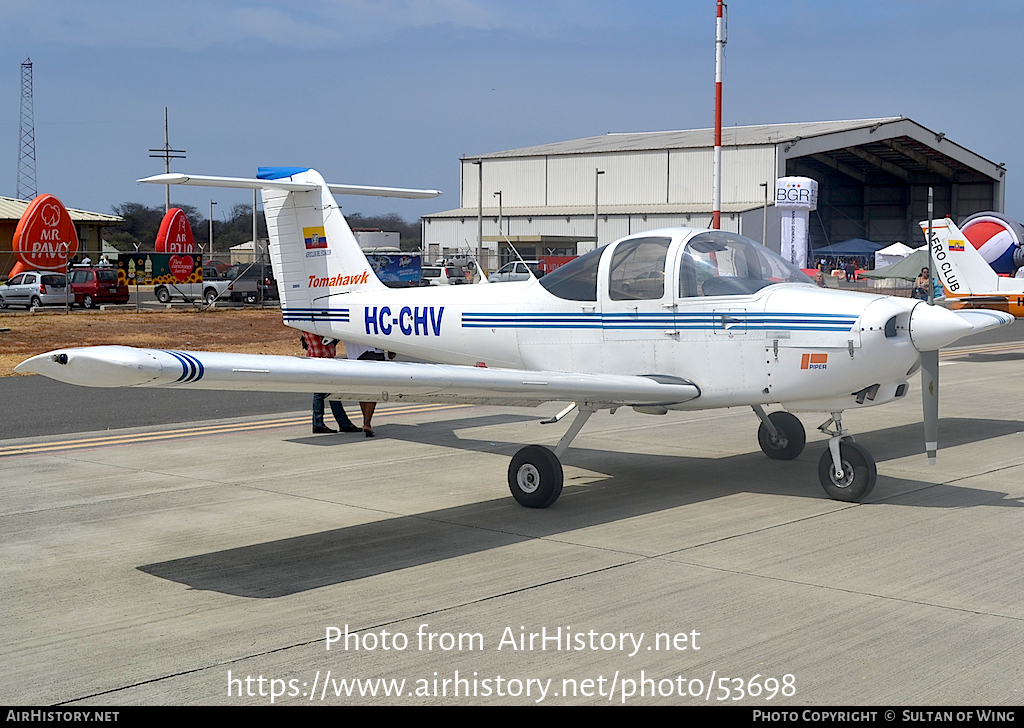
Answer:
[
  {"left": 921, "top": 217, "right": 1024, "bottom": 318},
  {"left": 17, "top": 168, "right": 1014, "bottom": 508}
]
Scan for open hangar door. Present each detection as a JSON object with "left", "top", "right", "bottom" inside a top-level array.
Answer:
[{"left": 783, "top": 129, "right": 1002, "bottom": 251}]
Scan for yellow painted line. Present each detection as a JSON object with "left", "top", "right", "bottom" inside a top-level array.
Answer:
[
  {"left": 0, "top": 402, "right": 476, "bottom": 458},
  {"left": 941, "top": 341, "right": 1024, "bottom": 359}
]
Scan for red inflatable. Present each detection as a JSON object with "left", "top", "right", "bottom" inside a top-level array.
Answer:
[
  {"left": 9, "top": 194, "right": 79, "bottom": 277},
  {"left": 155, "top": 208, "right": 196, "bottom": 254}
]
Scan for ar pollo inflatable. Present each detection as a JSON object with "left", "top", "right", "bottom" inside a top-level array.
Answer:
[
  {"left": 155, "top": 208, "right": 196, "bottom": 254},
  {"left": 9, "top": 194, "right": 79, "bottom": 277}
]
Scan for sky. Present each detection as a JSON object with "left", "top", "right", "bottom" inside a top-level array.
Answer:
[{"left": 1, "top": 0, "right": 1022, "bottom": 227}]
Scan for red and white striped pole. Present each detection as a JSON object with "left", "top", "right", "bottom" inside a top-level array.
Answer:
[{"left": 712, "top": 0, "right": 727, "bottom": 230}]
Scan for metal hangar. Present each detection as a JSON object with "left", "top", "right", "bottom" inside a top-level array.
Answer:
[{"left": 421, "top": 116, "right": 1004, "bottom": 267}]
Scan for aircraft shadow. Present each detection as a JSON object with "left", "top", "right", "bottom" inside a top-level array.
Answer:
[{"left": 138, "top": 413, "right": 1023, "bottom": 598}]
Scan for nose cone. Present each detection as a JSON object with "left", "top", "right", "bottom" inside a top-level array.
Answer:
[{"left": 909, "top": 302, "right": 973, "bottom": 351}]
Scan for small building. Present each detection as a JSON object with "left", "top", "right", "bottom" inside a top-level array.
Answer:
[
  {"left": 1, "top": 196, "right": 123, "bottom": 277},
  {"left": 422, "top": 117, "right": 1005, "bottom": 268}
]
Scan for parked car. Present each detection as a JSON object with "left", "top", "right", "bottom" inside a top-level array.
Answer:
[
  {"left": 489, "top": 260, "right": 543, "bottom": 282},
  {"left": 68, "top": 266, "right": 130, "bottom": 308},
  {"left": 223, "top": 264, "right": 279, "bottom": 302},
  {"left": 421, "top": 265, "right": 466, "bottom": 285},
  {"left": 0, "top": 271, "right": 71, "bottom": 308},
  {"left": 154, "top": 278, "right": 233, "bottom": 305}
]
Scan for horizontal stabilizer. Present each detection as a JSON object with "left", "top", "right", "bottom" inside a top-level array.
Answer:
[
  {"left": 138, "top": 173, "right": 442, "bottom": 199},
  {"left": 16, "top": 346, "right": 701, "bottom": 408}
]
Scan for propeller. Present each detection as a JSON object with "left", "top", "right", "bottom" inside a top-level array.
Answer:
[
  {"left": 922, "top": 198, "right": 938, "bottom": 466},
  {"left": 921, "top": 348, "right": 938, "bottom": 466},
  {"left": 908, "top": 297, "right": 971, "bottom": 468}
]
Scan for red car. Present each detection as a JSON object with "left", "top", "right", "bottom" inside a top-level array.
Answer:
[{"left": 68, "top": 266, "right": 130, "bottom": 308}]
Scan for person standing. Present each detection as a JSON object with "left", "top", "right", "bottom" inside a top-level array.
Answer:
[
  {"left": 913, "top": 267, "right": 930, "bottom": 301},
  {"left": 343, "top": 342, "right": 394, "bottom": 437},
  {"left": 302, "top": 332, "right": 360, "bottom": 434}
]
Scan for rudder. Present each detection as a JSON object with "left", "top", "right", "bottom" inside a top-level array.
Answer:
[{"left": 259, "top": 167, "right": 385, "bottom": 330}]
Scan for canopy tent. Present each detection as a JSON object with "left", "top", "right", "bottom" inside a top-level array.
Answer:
[
  {"left": 859, "top": 248, "right": 930, "bottom": 281},
  {"left": 874, "top": 242, "right": 916, "bottom": 269},
  {"left": 811, "top": 238, "right": 885, "bottom": 257}
]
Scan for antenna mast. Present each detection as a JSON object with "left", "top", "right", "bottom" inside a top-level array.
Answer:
[
  {"left": 712, "top": 1, "right": 727, "bottom": 229},
  {"left": 16, "top": 58, "right": 37, "bottom": 200},
  {"left": 149, "top": 107, "right": 186, "bottom": 212}
]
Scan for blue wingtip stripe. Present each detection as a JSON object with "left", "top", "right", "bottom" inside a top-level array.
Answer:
[{"left": 165, "top": 350, "right": 204, "bottom": 384}]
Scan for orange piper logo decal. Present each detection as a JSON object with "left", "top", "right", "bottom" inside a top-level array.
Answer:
[
  {"left": 801, "top": 353, "right": 827, "bottom": 370},
  {"left": 308, "top": 271, "right": 371, "bottom": 287}
]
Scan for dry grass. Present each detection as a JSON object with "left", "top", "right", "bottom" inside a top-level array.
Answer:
[{"left": 0, "top": 308, "right": 304, "bottom": 376}]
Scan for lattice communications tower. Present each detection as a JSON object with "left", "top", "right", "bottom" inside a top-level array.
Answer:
[{"left": 16, "top": 58, "right": 37, "bottom": 200}]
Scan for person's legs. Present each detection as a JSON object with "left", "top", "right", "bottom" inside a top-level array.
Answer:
[
  {"left": 360, "top": 402, "right": 376, "bottom": 436},
  {"left": 329, "top": 399, "right": 360, "bottom": 432},
  {"left": 312, "top": 393, "right": 334, "bottom": 432}
]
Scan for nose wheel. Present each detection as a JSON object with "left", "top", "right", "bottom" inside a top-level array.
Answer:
[
  {"left": 816, "top": 413, "right": 877, "bottom": 502},
  {"left": 817, "top": 441, "right": 876, "bottom": 502}
]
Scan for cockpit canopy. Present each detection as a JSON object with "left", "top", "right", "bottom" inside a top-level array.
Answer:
[{"left": 539, "top": 230, "right": 813, "bottom": 302}]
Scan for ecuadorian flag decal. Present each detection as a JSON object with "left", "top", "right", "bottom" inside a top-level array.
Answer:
[
  {"left": 949, "top": 239, "right": 965, "bottom": 252},
  {"left": 304, "top": 226, "right": 328, "bottom": 249}
]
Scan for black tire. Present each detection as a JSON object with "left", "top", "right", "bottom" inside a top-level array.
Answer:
[
  {"left": 82, "top": 294, "right": 95, "bottom": 309},
  {"left": 30, "top": 296, "right": 42, "bottom": 309},
  {"left": 243, "top": 293, "right": 257, "bottom": 304},
  {"left": 818, "top": 441, "right": 877, "bottom": 502},
  {"left": 0, "top": 295, "right": 7, "bottom": 309},
  {"left": 155, "top": 287, "right": 171, "bottom": 304},
  {"left": 757, "top": 411, "right": 806, "bottom": 460},
  {"left": 203, "top": 288, "right": 218, "bottom": 305},
  {"left": 508, "top": 445, "right": 563, "bottom": 508}
]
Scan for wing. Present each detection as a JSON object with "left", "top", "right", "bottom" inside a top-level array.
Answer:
[{"left": 16, "top": 346, "right": 701, "bottom": 408}]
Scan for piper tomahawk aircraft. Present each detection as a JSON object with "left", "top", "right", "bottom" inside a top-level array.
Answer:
[
  {"left": 922, "top": 217, "right": 1024, "bottom": 318},
  {"left": 17, "top": 168, "right": 1014, "bottom": 508}
]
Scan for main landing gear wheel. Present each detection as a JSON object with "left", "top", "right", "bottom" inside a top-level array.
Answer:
[
  {"left": 508, "top": 445, "right": 563, "bottom": 508},
  {"left": 818, "top": 441, "right": 877, "bottom": 502},
  {"left": 757, "top": 411, "right": 806, "bottom": 461}
]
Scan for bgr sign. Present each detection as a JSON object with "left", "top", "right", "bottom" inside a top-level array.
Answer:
[{"left": 775, "top": 177, "right": 818, "bottom": 211}]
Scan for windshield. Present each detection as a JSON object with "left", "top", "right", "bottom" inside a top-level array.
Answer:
[
  {"left": 539, "top": 246, "right": 606, "bottom": 301},
  {"left": 679, "top": 231, "right": 813, "bottom": 297}
]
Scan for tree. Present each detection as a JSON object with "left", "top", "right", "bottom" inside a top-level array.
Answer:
[{"left": 105, "top": 202, "right": 421, "bottom": 253}]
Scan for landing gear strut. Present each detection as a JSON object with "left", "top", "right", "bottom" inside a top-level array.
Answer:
[{"left": 507, "top": 405, "right": 594, "bottom": 508}]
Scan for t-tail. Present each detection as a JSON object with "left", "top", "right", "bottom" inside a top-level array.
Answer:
[
  {"left": 258, "top": 167, "right": 384, "bottom": 321},
  {"left": 919, "top": 218, "right": 1000, "bottom": 297},
  {"left": 138, "top": 168, "right": 441, "bottom": 335}
]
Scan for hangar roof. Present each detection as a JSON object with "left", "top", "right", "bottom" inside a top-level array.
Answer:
[
  {"left": 466, "top": 118, "right": 906, "bottom": 158},
  {"left": 0, "top": 196, "right": 123, "bottom": 224}
]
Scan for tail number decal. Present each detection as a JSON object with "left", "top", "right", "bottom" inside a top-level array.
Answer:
[{"left": 365, "top": 306, "right": 444, "bottom": 336}]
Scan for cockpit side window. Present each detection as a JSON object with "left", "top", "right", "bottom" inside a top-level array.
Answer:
[
  {"left": 608, "top": 237, "right": 672, "bottom": 301},
  {"left": 678, "top": 231, "right": 813, "bottom": 297},
  {"left": 539, "top": 245, "right": 606, "bottom": 301}
]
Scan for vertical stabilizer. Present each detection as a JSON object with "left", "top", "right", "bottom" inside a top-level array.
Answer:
[
  {"left": 259, "top": 167, "right": 385, "bottom": 330},
  {"left": 920, "top": 218, "right": 1000, "bottom": 297}
]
